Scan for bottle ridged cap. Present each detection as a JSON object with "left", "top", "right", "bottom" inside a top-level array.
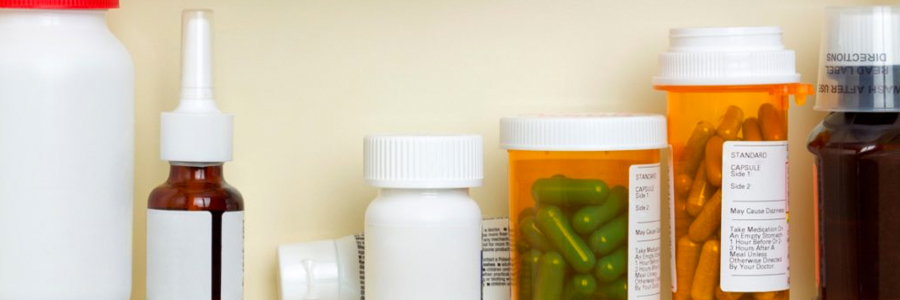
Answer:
[
  {"left": 816, "top": 6, "right": 900, "bottom": 111},
  {"left": 0, "top": 0, "right": 118, "bottom": 9},
  {"left": 364, "top": 135, "right": 483, "bottom": 189},
  {"left": 653, "top": 27, "right": 801, "bottom": 86},
  {"left": 500, "top": 114, "right": 667, "bottom": 151}
]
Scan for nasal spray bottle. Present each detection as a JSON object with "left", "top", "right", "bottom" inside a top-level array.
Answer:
[{"left": 146, "top": 10, "right": 244, "bottom": 300}]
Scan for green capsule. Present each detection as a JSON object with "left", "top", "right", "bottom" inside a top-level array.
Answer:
[
  {"left": 519, "top": 249, "right": 543, "bottom": 300},
  {"left": 536, "top": 206, "right": 596, "bottom": 273},
  {"left": 532, "top": 175, "right": 610, "bottom": 206},
  {"left": 594, "top": 247, "right": 627, "bottom": 282},
  {"left": 572, "top": 186, "right": 628, "bottom": 235},
  {"left": 562, "top": 274, "right": 597, "bottom": 300},
  {"left": 518, "top": 207, "right": 536, "bottom": 220},
  {"left": 588, "top": 215, "right": 627, "bottom": 256},
  {"left": 593, "top": 276, "right": 627, "bottom": 300},
  {"left": 534, "top": 251, "right": 565, "bottom": 300},
  {"left": 520, "top": 216, "right": 552, "bottom": 251}
]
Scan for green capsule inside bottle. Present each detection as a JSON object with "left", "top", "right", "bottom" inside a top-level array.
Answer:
[
  {"left": 588, "top": 215, "right": 627, "bottom": 256},
  {"left": 532, "top": 175, "right": 610, "bottom": 206},
  {"left": 572, "top": 185, "right": 628, "bottom": 235},
  {"left": 519, "top": 249, "right": 542, "bottom": 300},
  {"left": 562, "top": 274, "right": 598, "bottom": 300},
  {"left": 534, "top": 251, "right": 565, "bottom": 300},
  {"left": 594, "top": 247, "right": 627, "bottom": 283},
  {"left": 536, "top": 205, "right": 596, "bottom": 273}
]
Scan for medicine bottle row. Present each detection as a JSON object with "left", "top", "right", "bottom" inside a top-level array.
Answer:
[{"left": 0, "top": 2, "right": 898, "bottom": 300}]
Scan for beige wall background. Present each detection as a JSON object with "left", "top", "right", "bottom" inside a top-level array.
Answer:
[{"left": 109, "top": 0, "right": 890, "bottom": 299}]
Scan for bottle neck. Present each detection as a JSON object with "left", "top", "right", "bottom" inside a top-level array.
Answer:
[
  {"left": 378, "top": 187, "right": 470, "bottom": 198},
  {"left": 167, "top": 162, "right": 225, "bottom": 183},
  {"left": 0, "top": 9, "right": 107, "bottom": 29}
]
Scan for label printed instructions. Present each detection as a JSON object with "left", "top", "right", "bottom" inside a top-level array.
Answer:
[
  {"left": 629, "top": 164, "right": 662, "bottom": 300},
  {"left": 720, "top": 141, "right": 789, "bottom": 292}
]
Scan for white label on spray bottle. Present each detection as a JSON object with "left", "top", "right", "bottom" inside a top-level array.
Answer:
[
  {"left": 629, "top": 164, "right": 662, "bottom": 300},
  {"left": 720, "top": 141, "right": 789, "bottom": 292},
  {"left": 147, "top": 210, "right": 244, "bottom": 300}
]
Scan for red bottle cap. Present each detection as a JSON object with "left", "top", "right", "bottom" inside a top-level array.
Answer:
[{"left": 0, "top": 0, "right": 118, "bottom": 9}]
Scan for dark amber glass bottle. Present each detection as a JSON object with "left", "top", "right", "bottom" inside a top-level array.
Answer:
[
  {"left": 808, "top": 112, "right": 900, "bottom": 300},
  {"left": 148, "top": 163, "right": 243, "bottom": 300}
]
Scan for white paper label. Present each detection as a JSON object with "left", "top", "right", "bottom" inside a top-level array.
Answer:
[
  {"left": 147, "top": 210, "right": 244, "bottom": 300},
  {"left": 481, "top": 218, "right": 512, "bottom": 300},
  {"left": 720, "top": 141, "right": 789, "bottom": 292},
  {"left": 354, "top": 218, "right": 511, "bottom": 300},
  {"left": 667, "top": 146, "right": 678, "bottom": 293},
  {"left": 629, "top": 164, "right": 662, "bottom": 300}
]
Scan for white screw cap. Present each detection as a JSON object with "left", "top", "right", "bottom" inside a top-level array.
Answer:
[
  {"left": 653, "top": 27, "right": 801, "bottom": 86},
  {"left": 364, "top": 135, "right": 484, "bottom": 189},
  {"left": 500, "top": 114, "right": 667, "bottom": 151}
]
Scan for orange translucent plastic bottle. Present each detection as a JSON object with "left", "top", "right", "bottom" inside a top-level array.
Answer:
[
  {"left": 654, "top": 27, "right": 812, "bottom": 300},
  {"left": 501, "top": 114, "right": 667, "bottom": 300}
]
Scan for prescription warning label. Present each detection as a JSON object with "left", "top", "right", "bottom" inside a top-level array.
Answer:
[
  {"left": 720, "top": 141, "right": 789, "bottom": 292},
  {"left": 629, "top": 163, "right": 662, "bottom": 300}
]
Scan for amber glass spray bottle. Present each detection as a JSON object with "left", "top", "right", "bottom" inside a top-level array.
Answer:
[{"left": 146, "top": 10, "right": 244, "bottom": 300}]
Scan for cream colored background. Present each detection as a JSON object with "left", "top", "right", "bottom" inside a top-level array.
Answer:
[{"left": 109, "top": 0, "right": 889, "bottom": 299}]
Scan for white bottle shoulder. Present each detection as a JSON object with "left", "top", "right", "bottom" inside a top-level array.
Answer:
[{"left": 365, "top": 189, "right": 482, "bottom": 227}]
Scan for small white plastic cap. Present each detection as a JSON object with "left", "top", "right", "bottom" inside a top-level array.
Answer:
[
  {"left": 500, "top": 114, "right": 667, "bottom": 151},
  {"left": 816, "top": 6, "right": 900, "bottom": 111},
  {"left": 364, "top": 135, "right": 483, "bottom": 189},
  {"left": 161, "top": 9, "right": 233, "bottom": 162},
  {"left": 278, "top": 241, "right": 341, "bottom": 300},
  {"left": 653, "top": 27, "right": 801, "bottom": 86}
]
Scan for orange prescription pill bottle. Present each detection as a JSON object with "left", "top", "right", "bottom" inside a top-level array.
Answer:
[
  {"left": 653, "top": 27, "right": 812, "bottom": 300},
  {"left": 500, "top": 114, "right": 667, "bottom": 300}
]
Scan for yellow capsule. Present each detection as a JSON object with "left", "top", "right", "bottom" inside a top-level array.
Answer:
[
  {"left": 674, "top": 198, "right": 692, "bottom": 241},
  {"left": 687, "top": 162, "right": 716, "bottom": 217},
  {"left": 674, "top": 172, "right": 694, "bottom": 197},
  {"left": 678, "top": 121, "right": 716, "bottom": 179},
  {"left": 758, "top": 103, "right": 786, "bottom": 141},
  {"left": 691, "top": 240, "right": 721, "bottom": 300},
  {"left": 716, "top": 286, "right": 743, "bottom": 300},
  {"left": 704, "top": 136, "right": 724, "bottom": 187},
  {"left": 742, "top": 117, "right": 763, "bottom": 141},
  {"left": 675, "top": 236, "right": 703, "bottom": 300},
  {"left": 689, "top": 189, "right": 721, "bottom": 243},
  {"left": 716, "top": 106, "right": 745, "bottom": 140},
  {"left": 753, "top": 291, "right": 779, "bottom": 300}
]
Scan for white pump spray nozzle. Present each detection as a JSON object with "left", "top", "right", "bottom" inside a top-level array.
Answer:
[
  {"left": 160, "top": 9, "right": 234, "bottom": 163},
  {"left": 180, "top": 10, "right": 216, "bottom": 104}
]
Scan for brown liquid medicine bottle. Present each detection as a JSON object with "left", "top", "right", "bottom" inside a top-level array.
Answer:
[
  {"left": 146, "top": 10, "right": 244, "bottom": 300},
  {"left": 808, "top": 6, "right": 900, "bottom": 300}
]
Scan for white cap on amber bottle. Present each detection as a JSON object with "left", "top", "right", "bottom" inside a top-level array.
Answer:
[
  {"left": 653, "top": 26, "right": 800, "bottom": 86},
  {"left": 161, "top": 10, "right": 233, "bottom": 162}
]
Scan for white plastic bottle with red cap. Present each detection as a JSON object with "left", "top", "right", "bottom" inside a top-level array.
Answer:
[{"left": 0, "top": 1, "right": 133, "bottom": 299}]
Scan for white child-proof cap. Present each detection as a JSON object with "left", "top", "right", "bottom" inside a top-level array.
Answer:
[
  {"left": 816, "top": 6, "right": 900, "bottom": 111},
  {"left": 653, "top": 27, "right": 801, "bottom": 86},
  {"left": 161, "top": 10, "right": 233, "bottom": 162},
  {"left": 500, "top": 114, "right": 667, "bottom": 151},
  {"left": 364, "top": 134, "right": 484, "bottom": 188}
]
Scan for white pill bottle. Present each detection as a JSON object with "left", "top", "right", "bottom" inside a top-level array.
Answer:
[
  {"left": 363, "top": 135, "right": 483, "bottom": 300},
  {"left": 0, "top": 1, "right": 134, "bottom": 299}
]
